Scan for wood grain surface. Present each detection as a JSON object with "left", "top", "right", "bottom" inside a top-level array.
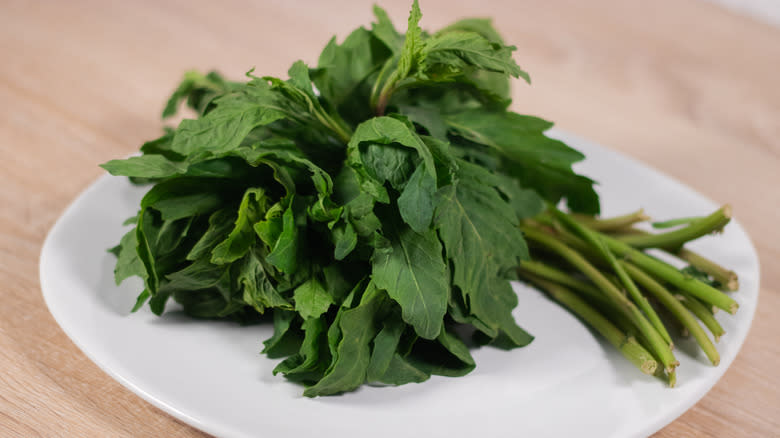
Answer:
[{"left": 2, "top": 0, "right": 778, "bottom": 436}]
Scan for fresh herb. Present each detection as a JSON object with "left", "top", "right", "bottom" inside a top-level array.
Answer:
[{"left": 104, "top": 1, "right": 738, "bottom": 395}]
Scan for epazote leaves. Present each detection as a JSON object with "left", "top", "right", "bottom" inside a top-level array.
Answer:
[
  {"left": 371, "top": 212, "right": 449, "bottom": 340},
  {"left": 104, "top": 1, "right": 605, "bottom": 396}
]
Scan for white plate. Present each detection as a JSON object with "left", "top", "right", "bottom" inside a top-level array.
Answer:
[{"left": 40, "top": 132, "right": 759, "bottom": 438}]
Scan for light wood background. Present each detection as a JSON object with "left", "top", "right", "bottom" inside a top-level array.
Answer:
[{"left": 1, "top": 0, "right": 778, "bottom": 436}]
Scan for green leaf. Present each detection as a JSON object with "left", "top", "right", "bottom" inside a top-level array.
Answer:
[
  {"left": 397, "top": 164, "right": 436, "bottom": 233},
  {"left": 322, "top": 264, "right": 357, "bottom": 304},
  {"left": 151, "top": 191, "right": 223, "bottom": 222},
  {"left": 140, "top": 178, "right": 228, "bottom": 221},
  {"left": 303, "top": 283, "right": 386, "bottom": 397},
  {"left": 433, "top": 18, "right": 513, "bottom": 99},
  {"left": 136, "top": 208, "right": 160, "bottom": 296},
  {"left": 265, "top": 205, "right": 300, "bottom": 274},
  {"left": 445, "top": 109, "right": 599, "bottom": 214},
  {"left": 433, "top": 160, "right": 529, "bottom": 336},
  {"left": 211, "top": 188, "right": 269, "bottom": 265},
  {"left": 314, "top": 28, "right": 391, "bottom": 121},
  {"left": 171, "top": 80, "right": 286, "bottom": 156},
  {"left": 371, "top": 213, "right": 449, "bottom": 340},
  {"left": 344, "top": 193, "right": 382, "bottom": 237},
  {"left": 161, "top": 258, "right": 230, "bottom": 294},
  {"left": 348, "top": 116, "right": 437, "bottom": 189},
  {"left": 263, "top": 62, "right": 353, "bottom": 144},
  {"left": 172, "top": 288, "right": 242, "bottom": 319},
  {"left": 367, "top": 309, "right": 430, "bottom": 385},
  {"left": 405, "top": 327, "right": 476, "bottom": 377},
  {"left": 332, "top": 221, "right": 358, "bottom": 260},
  {"left": 446, "top": 110, "right": 578, "bottom": 164},
  {"left": 101, "top": 155, "right": 188, "bottom": 179},
  {"left": 235, "top": 143, "right": 334, "bottom": 196},
  {"left": 361, "top": 142, "right": 416, "bottom": 189},
  {"left": 238, "top": 248, "right": 292, "bottom": 313},
  {"left": 262, "top": 310, "right": 301, "bottom": 358},
  {"left": 371, "top": 5, "right": 404, "bottom": 53},
  {"left": 131, "top": 289, "right": 151, "bottom": 313},
  {"left": 139, "top": 130, "right": 183, "bottom": 162},
  {"left": 471, "top": 278, "right": 534, "bottom": 348},
  {"left": 507, "top": 160, "right": 599, "bottom": 215},
  {"left": 396, "top": 0, "right": 424, "bottom": 82},
  {"left": 491, "top": 172, "right": 546, "bottom": 220},
  {"left": 113, "top": 227, "right": 147, "bottom": 285},
  {"left": 273, "top": 316, "right": 328, "bottom": 381},
  {"left": 162, "top": 70, "right": 237, "bottom": 118},
  {"left": 293, "top": 278, "right": 334, "bottom": 320},
  {"left": 286, "top": 60, "right": 316, "bottom": 97},
  {"left": 421, "top": 31, "right": 528, "bottom": 83},
  {"left": 186, "top": 209, "right": 235, "bottom": 261},
  {"left": 396, "top": 102, "right": 448, "bottom": 139},
  {"left": 253, "top": 214, "right": 283, "bottom": 249}
]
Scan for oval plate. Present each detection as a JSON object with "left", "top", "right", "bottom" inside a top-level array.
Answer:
[{"left": 40, "top": 132, "right": 759, "bottom": 438}]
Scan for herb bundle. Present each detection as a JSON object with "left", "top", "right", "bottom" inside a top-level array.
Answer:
[{"left": 104, "top": 1, "right": 738, "bottom": 395}]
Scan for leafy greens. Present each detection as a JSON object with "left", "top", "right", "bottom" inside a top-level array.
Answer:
[{"left": 104, "top": 0, "right": 600, "bottom": 396}]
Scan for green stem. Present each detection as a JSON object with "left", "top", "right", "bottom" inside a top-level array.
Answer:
[
  {"left": 522, "top": 275, "right": 659, "bottom": 375},
  {"left": 518, "top": 260, "right": 644, "bottom": 345},
  {"left": 623, "top": 263, "right": 720, "bottom": 366},
  {"left": 373, "top": 65, "right": 403, "bottom": 116},
  {"left": 370, "top": 58, "right": 396, "bottom": 111},
  {"left": 612, "top": 228, "right": 739, "bottom": 291},
  {"left": 549, "top": 207, "right": 673, "bottom": 346},
  {"left": 615, "top": 205, "right": 732, "bottom": 250},
  {"left": 677, "top": 248, "right": 739, "bottom": 291},
  {"left": 316, "top": 110, "right": 353, "bottom": 144},
  {"left": 550, "top": 216, "right": 738, "bottom": 314},
  {"left": 607, "top": 227, "right": 739, "bottom": 292},
  {"left": 530, "top": 218, "right": 737, "bottom": 323},
  {"left": 600, "top": 234, "right": 739, "bottom": 314},
  {"left": 573, "top": 209, "right": 650, "bottom": 231},
  {"left": 521, "top": 226, "right": 679, "bottom": 372},
  {"left": 676, "top": 291, "right": 726, "bottom": 342},
  {"left": 652, "top": 216, "right": 703, "bottom": 229},
  {"left": 518, "top": 260, "right": 606, "bottom": 304}
]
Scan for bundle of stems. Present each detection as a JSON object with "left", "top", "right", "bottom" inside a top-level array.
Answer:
[{"left": 518, "top": 204, "right": 739, "bottom": 386}]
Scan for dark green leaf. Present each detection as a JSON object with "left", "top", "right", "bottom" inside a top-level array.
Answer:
[
  {"left": 395, "top": 0, "right": 424, "bottom": 82},
  {"left": 113, "top": 227, "right": 147, "bottom": 285},
  {"left": 211, "top": 188, "right": 269, "bottom": 265},
  {"left": 161, "top": 258, "right": 230, "bottom": 294},
  {"left": 333, "top": 221, "right": 358, "bottom": 260},
  {"left": 273, "top": 316, "right": 328, "bottom": 381},
  {"left": 101, "top": 155, "right": 188, "bottom": 179},
  {"left": 140, "top": 178, "right": 228, "bottom": 221},
  {"left": 315, "top": 28, "right": 391, "bottom": 120},
  {"left": 171, "top": 80, "right": 287, "bottom": 156},
  {"left": 397, "top": 164, "right": 436, "bottom": 233},
  {"left": 162, "top": 70, "right": 238, "bottom": 118},
  {"left": 263, "top": 310, "right": 301, "bottom": 358},
  {"left": 265, "top": 205, "right": 300, "bottom": 274},
  {"left": 238, "top": 248, "right": 292, "bottom": 313},
  {"left": 371, "top": 214, "right": 449, "bottom": 340},
  {"left": 293, "top": 278, "right": 334, "bottom": 320},
  {"left": 303, "top": 283, "right": 387, "bottom": 396},
  {"left": 445, "top": 109, "right": 599, "bottom": 213},
  {"left": 349, "top": 116, "right": 437, "bottom": 180},
  {"left": 186, "top": 209, "right": 235, "bottom": 261},
  {"left": 371, "top": 5, "right": 404, "bottom": 53},
  {"left": 367, "top": 309, "right": 431, "bottom": 385},
  {"left": 421, "top": 31, "right": 528, "bottom": 83}
]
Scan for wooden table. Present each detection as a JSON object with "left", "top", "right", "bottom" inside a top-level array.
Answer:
[{"left": 2, "top": 0, "right": 778, "bottom": 436}]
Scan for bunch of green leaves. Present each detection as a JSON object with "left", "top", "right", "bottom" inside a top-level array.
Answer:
[{"left": 103, "top": 0, "right": 598, "bottom": 396}]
